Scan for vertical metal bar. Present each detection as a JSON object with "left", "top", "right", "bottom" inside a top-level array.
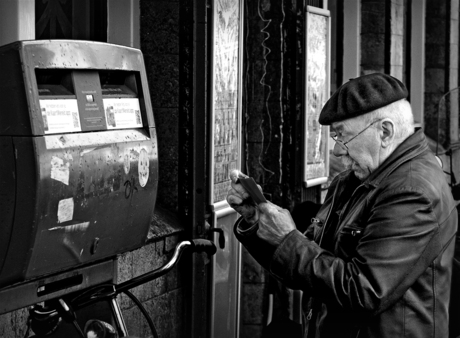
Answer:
[
  {"left": 179, "top": 0, "right": 210, "bottom": 337},
  {"left": 191, "top": 1, "right": 209, "bottom": 336},
  {"left": 235, "top": 2, "right": 245, "bottom": 336},
  {"left": 111, "top": 297, "right": 129, "bottom": 337}
]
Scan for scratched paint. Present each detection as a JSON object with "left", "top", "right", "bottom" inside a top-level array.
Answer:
[
  {"left": 80, "top": 147, "right": 96, "bottom": 156},
  {"left": 50, "top": 155, "right": 70, "bottom": 185},
  {"left": 49, "top": 221, "right": 89, "bottom": 232}
]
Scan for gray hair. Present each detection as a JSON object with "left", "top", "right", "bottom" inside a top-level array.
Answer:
[{"left": 361, "top": 99, "right": 414, "bottom": 141}]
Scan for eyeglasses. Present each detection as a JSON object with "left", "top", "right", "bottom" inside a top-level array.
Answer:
[{"left": 330, "top": 119, "right": 383, "bottom": 150}]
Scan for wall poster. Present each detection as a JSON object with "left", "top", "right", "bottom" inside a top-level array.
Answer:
[
  {"left": 211, "top": 0, "right": 242, "bottom": 203},
  {"left": 304, "top": 6, "right": 330, "bottom": 187}
]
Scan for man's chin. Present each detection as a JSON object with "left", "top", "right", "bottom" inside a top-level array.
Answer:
[{"left": 352, "top": 168, "right": 369, "bottom": 181}]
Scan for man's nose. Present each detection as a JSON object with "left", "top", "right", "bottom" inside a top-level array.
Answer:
[{"left": 332, "top": 142, "right": 347, "bottom": 157}]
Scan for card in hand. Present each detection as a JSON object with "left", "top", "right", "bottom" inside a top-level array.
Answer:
[{"left": 238, "top": 177, "right": 267, "bottom": 205}]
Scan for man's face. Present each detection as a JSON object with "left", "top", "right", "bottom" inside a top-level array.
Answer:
[{"left": 330, "top": 117, "right": 381, "bottom": 181}]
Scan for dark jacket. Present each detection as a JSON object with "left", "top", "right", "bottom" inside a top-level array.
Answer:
[{"left": 234, "top": 129, "right": 458, "bottom": 338}]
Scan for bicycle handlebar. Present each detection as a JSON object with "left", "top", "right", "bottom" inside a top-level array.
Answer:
[
  {"left": 72, "top": 239, "right": 217, "bottom": 307},
  {"left": 117, "top": 239, "right": 216, "bottom": 293},
  {"left": 190, "top": 238, "right": 218, "bottom": 255}
]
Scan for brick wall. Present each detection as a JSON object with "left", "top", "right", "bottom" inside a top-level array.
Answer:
[
  {"left": 0, "top": 307, "right": 28, "bottom": 337},
  {"left": 240, "top": 248, "right": 269, "bottom": 337}
]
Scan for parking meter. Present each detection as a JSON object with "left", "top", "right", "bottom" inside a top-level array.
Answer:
[{"left": 0, "top": 40, "right": 158, "bottom": 289}]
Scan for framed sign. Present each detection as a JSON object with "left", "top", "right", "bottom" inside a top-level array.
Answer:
[
  {"left": 209, "top": 0, "right": 243, "bottom": 204},
  {"left": 303, "top": 6, "right": 331, "bottom": 187}
]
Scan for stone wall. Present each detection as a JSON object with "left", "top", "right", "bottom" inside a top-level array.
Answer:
[
  {"left": 424, "top": 0, "right": 460, "bottom": 188},
  {"left": 240, "top": 248, "right": 269, "bottom": 337},
  {"left": 424, "top": 0, "right": 450, "bottom": 144},
  {"left": 361, "top": 0, "right": 386, "bottom": 74},
  {"left": 0, "top": 307, "right": 28, "bottom": 337},
  {"left": 360, "top": 0, "right": 408, "bottom": 80},
  {"left": 117, "top": 233, "right": 187, "bottom": 338},
  {"left": 141, "top": 0, "right": 180, "bottom": 213}
]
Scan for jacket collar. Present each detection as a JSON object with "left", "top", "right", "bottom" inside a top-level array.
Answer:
[{"left": 363, "top": 127, "right": 429, "bottom": 187}]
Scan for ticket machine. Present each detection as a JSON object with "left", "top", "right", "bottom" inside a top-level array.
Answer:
[{"left": 0, "top": 40, "right": 158, "bottom": 311}]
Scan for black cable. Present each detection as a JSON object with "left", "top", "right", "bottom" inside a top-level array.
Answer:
[
  {"left": 122, "top": 290, "right": 159, "bottom": 338},
  {"left": 72, "top": 319, "right": 86, "bottom": 338}
]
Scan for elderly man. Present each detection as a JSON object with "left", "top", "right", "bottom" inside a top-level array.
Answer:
[{"left": 227, "top": 73, "right": 458, "bottom": 338}]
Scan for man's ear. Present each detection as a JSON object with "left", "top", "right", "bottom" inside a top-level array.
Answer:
[{"left": 380, "top": 119, "right": 395, "bottom": 147}]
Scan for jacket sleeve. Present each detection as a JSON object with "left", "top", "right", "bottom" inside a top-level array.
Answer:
[
  {"left": 268, "top": 186, "right": 457, "bottom": 315},
  {"left": 233, "top": 216, "right": 279, "bottom": 269}
]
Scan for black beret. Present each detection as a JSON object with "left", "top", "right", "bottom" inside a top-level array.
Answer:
[{"left": 318, "top": 73, "right": 408, "bottom": 125}]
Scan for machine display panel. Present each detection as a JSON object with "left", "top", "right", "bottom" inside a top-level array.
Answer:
[{"left": 36, "top": 68, "right": 145, "bottom": 134}]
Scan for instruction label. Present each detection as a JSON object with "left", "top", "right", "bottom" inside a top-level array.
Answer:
[
  {"left": 40, "top": 99, "right": 81, "bottom": 134},
  {"left": 103, "top": 98, "right": 143, "bottom": 129},
  {"left": 73, "top": 71, "right": 107, "bottom": 131}
]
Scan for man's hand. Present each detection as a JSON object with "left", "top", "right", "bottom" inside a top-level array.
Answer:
[
  {"left": 257, "top": 202, "right": 296, "bottom": 246},
  {"left": 226, "top": 170, "right": 259, "bottom": 225}
]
